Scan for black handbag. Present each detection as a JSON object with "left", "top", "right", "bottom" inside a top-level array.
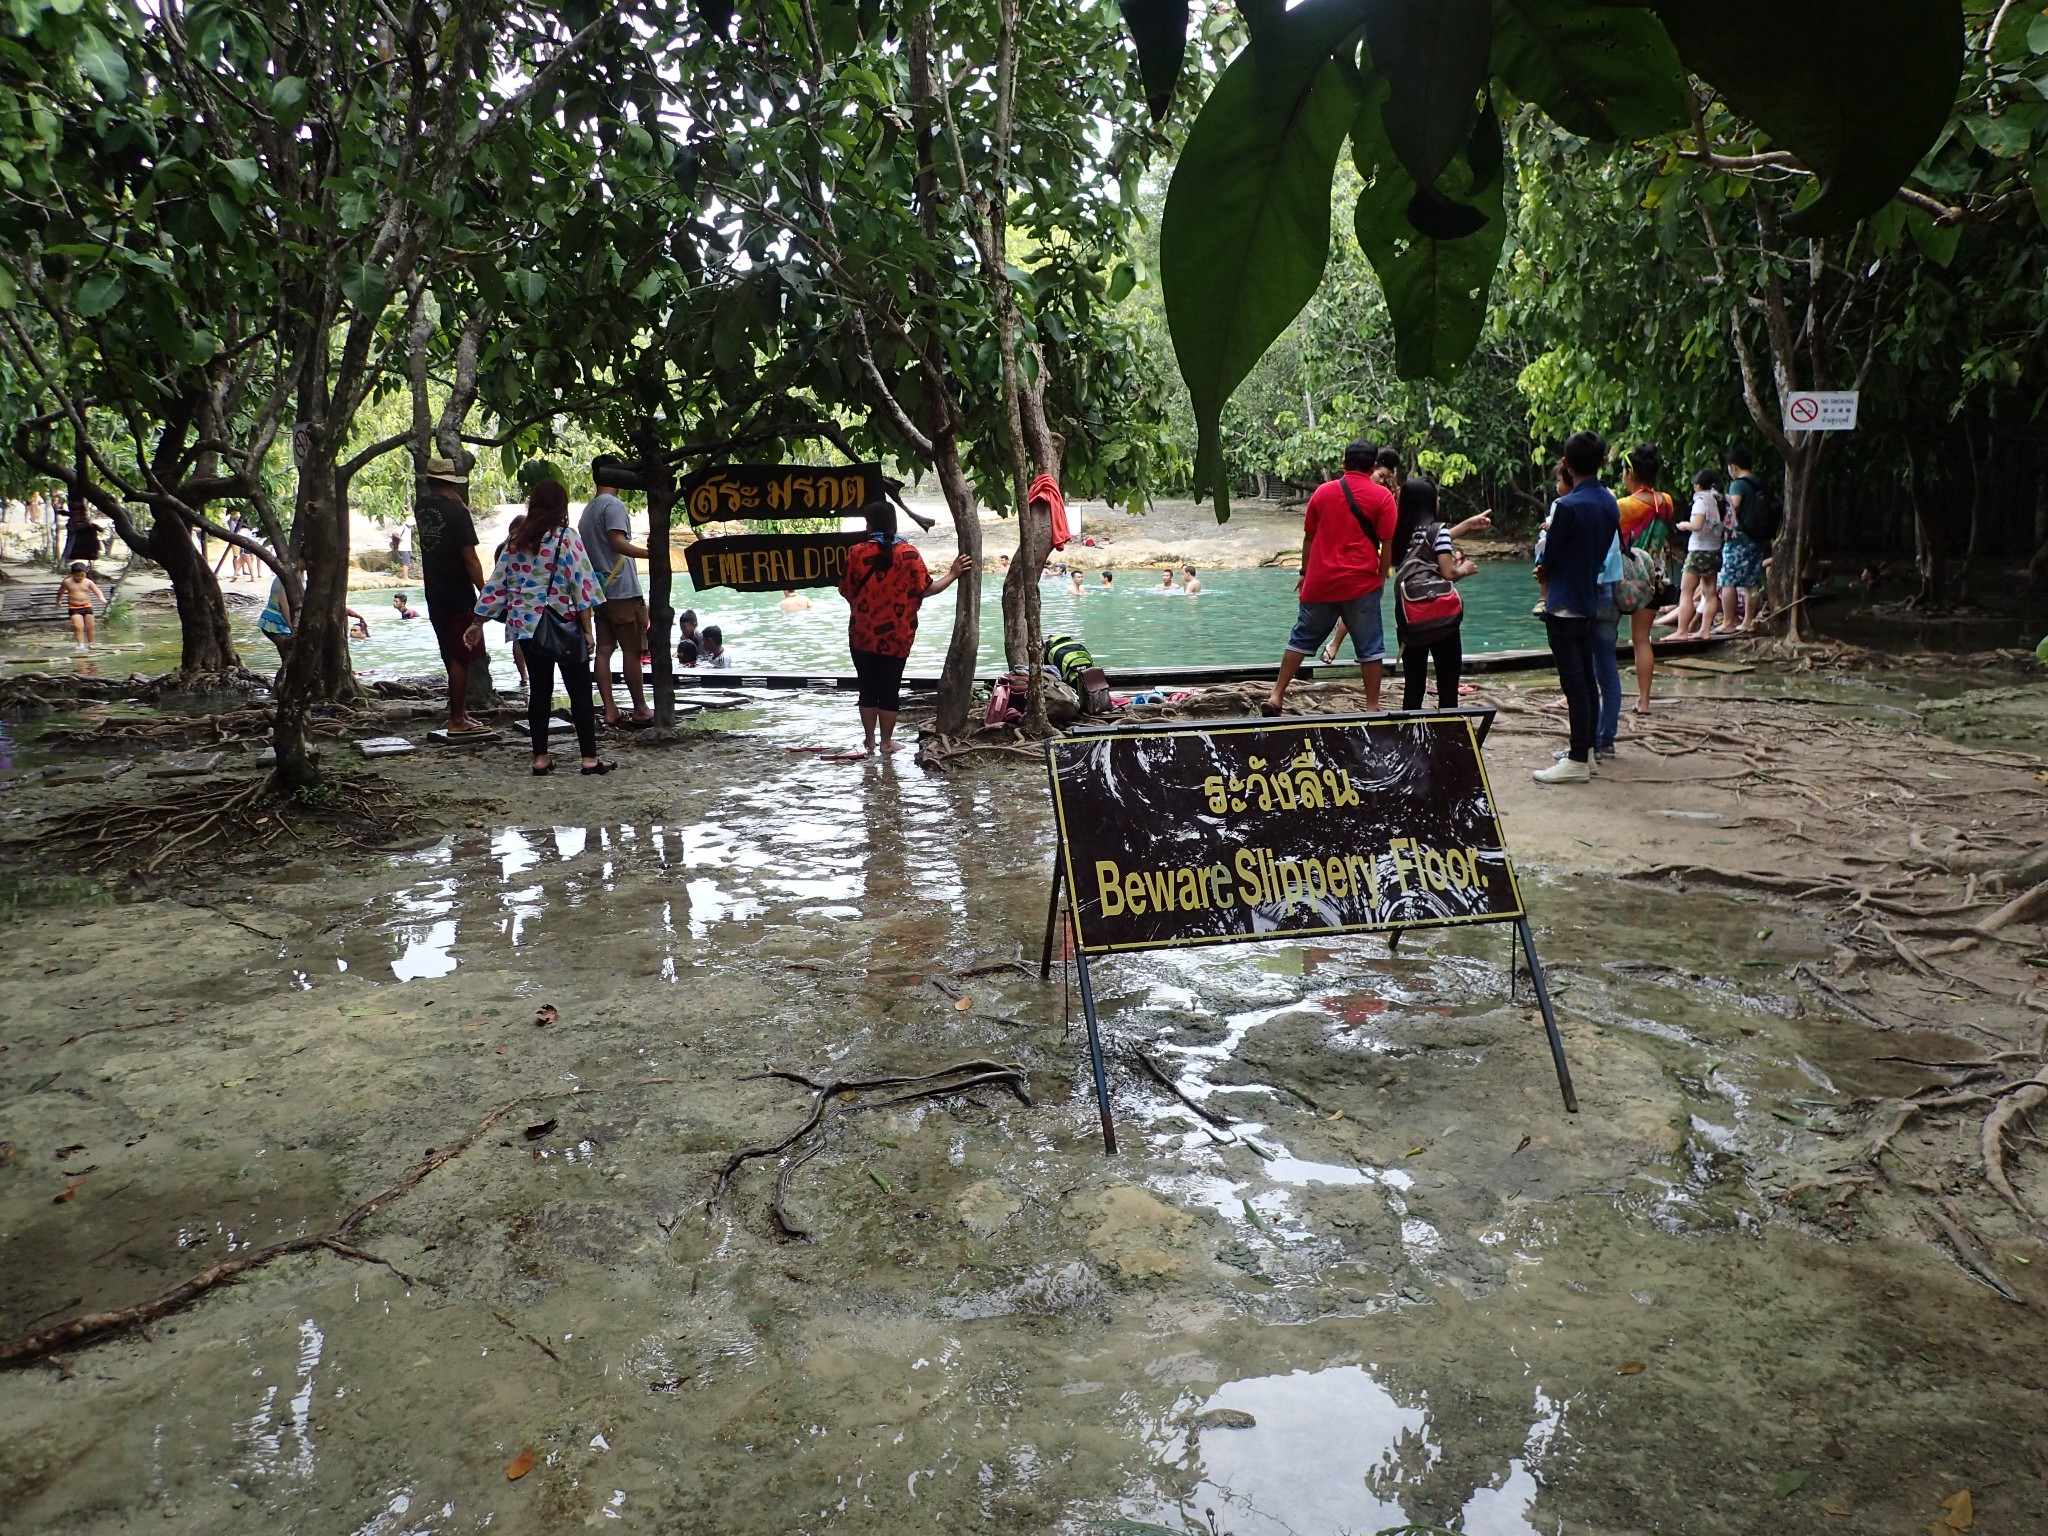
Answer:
[{"left": 524, "top": 530, "right": 586, "bottom": 666}]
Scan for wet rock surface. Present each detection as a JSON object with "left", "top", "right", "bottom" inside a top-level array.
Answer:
[{"left": 1, "top": 686, "right": 2046, "bottom": 1534}]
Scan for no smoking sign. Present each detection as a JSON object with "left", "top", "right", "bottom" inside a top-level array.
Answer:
[{"left": 1783, "top": 390, "right": 1859, "bottom": 432}]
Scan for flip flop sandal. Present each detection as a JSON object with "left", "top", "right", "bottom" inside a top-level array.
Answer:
[
  {"left": 820, "top": 751, "right": 869, "bottom": 762},
  {"left": 532, "top": 761, "right": 554, "bottom": 776},
  {"left": 1259, "top": 702, "right": 1283, "bottom": 717},
  {"left": 580, "top": 760, "right": 618, "bottom": 776}
]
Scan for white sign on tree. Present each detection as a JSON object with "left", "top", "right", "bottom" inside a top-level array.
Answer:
[{"left": 1782, "top": 391, "right": 1859, "bottom": 432}]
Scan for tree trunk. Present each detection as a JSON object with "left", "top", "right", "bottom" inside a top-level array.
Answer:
[
  {"left": 931, "top": 435, "right": 982, "bottom": 736},
  {"left": 638, "top": 426, "right": 679, "bottom": 727},
  {"left": 1959, "top": 414, "right": 1987, "bottom": 601},
  {"left": 150, "top": 511, "right": 240, "bottom": 672},
  {"left": 270, "top": 459, "right": 358, "bottom": 791},
  {"left": 1905, "top": 442, "right": 1945, "bottom": 609},
  {"left": 1774, "top": 442, "right": 1821, "bottom": 643},
  {"left": 2028, "top": 470, "right": 2048, "bottom": 590},
  {"left": 1000, "top": 357, "right": 1064, "bottom": 730}
]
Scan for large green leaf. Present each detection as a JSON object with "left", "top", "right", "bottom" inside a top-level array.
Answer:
[
  {"left": 1162, "top": 0, "right": 1369, "bottom": 514},
  {"left": 1363, "top": 0, "right": 1492, "bottom": 193},
  {"left": 1489, "top": 0, "right": 1687, "bottom": 140},
  {"left": 1647, "top": 0, "right": 1963, "bottom": 230},
  {"left": 1351, "top": 80, "right": 1508, "bottom": 381},
  {"left": 1118, "top": 0, "right": 1190, "bottom": 120}
]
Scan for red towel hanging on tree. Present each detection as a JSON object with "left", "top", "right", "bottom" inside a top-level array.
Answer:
[{"left": 1031, "top": 472, "right": 1071, "bottom": 551}]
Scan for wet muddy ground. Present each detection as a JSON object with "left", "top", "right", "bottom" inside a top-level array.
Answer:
[{"left": 2, "top": 682, "right": 2046, "bottom": 1535}]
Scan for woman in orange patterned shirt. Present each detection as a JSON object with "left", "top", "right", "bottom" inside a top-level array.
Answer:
[{"left": 838, "top": 501, "right": 972, "bottom": 755}]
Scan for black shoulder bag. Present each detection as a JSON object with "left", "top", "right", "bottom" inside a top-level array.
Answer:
[{"left": 525, "top": 529, "right": 587, "bottom": 666}]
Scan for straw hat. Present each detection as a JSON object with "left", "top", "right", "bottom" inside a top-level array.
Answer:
[{"left": 422, "top": 457, "right": 468, "bottom": 485}]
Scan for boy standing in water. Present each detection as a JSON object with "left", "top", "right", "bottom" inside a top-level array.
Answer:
[{"left": 58, "top": 562, "right": 105, "bottom": 652}]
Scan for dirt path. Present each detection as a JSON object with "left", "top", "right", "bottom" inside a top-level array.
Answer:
[{"left": 0, "top": 670, "right": 2044, "bottom": 1534}]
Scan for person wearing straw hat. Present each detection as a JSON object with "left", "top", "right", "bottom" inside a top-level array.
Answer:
[{"left": 415, "top": 457, "right": 491, "bottom": 737}]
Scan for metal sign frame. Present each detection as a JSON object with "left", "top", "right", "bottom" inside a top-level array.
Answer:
[{"left": 1038, "top": 709, "right": 1576, "bottom": 1153}]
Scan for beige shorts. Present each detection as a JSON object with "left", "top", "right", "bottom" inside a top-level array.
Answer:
[{"left": 593, "top": 596, "right": 648, "bottom": 655}]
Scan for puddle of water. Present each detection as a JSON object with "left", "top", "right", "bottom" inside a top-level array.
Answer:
[{"left": 1123, "top": 1363, "right": 1559, "bottom": 1536}]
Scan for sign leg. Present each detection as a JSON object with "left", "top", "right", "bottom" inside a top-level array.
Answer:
[
  {"left": 1039, "top": 859, "right": 1066, "bottom": 981},
  {"left": 1516, "top": 916, "right": 1578, "bottom": 1113},
  {"left": 1073, "top": 951, "right": 1119, "bottom": 1154}
]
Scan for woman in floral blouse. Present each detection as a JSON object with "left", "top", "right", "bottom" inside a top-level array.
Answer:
[{"left": 466, "top": 479, "right": 614, "bottom": 776}]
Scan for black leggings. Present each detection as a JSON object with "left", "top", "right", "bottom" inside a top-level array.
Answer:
[
  {"left": 1400, "top": 622, "right": 1463, "bottom": 711},
  {"left": 1544, "top": 614, "right": 1598, "bottom": 763},
  {"left": 527, "top": 648, "right": 598, "bottom": 760},
  {"left": 851, "top": 648, "right": 907, "bottom": 713}
]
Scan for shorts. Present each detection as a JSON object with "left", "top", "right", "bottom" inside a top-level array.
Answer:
[
  {"left": 1683, "top": 548, "right": 1723, "bottom": 578},
  {"left": 1718, "top": 532, "right": 1765, "bottom": 590},
  {"left": 593, "top": 596, "right": 648, "bottom": 655},
  {"left": 1287, "top": 592, "right": 1385, "bottom": 663},
  {"left": 429, "top": 606, "right": 485, "bottom": 668},
  {"left": 851, "top": 648, "right": 908, "bottom": 713}
]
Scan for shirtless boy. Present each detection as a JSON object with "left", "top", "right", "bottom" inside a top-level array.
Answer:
[{"left": 58, "top": 562, "right": 104, "bottom": 651}]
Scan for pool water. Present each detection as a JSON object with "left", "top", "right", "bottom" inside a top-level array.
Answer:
[
  {"left": 340, "top": 563, "right": 1544, "bottom": 680},
  {"left": 9, "top": 563, "right": 1544, "bottom": 683}
]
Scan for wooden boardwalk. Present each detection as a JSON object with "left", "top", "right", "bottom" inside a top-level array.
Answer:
[
  {"left": 670, "top": 634, "right": 1734, "bottom": 694},
  {"left": 0, "top": 563, "right": 125, "bottom": 626}
]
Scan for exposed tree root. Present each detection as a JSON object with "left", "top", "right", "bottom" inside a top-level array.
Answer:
[
  {"left": 1129, "top": 1049, "right": 1236, "bottom": 1132},
  {"left": 0, "top": 1078, "right": 679, "bottom": 1369},
  {"left": 20, "top": 772, "right": 425, "bottom": 877},
  {"left": 711, "top": 1060, "right": 1034, "bottom": 1237},
  {"left": 1982, "top": 1074, "right": 2048, "bottom": 1234}
]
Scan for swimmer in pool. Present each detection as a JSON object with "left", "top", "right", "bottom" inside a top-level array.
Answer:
[{"left": 1182, "top": 565, "right": 1201, "bottom": 595}]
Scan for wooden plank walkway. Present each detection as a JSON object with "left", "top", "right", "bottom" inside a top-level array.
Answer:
[
  {"left": 0, "top": 564, "right": 125, "bottom": 626},
  {"left": 671, "top": 634, "right": 1734, "bottom": 694}
]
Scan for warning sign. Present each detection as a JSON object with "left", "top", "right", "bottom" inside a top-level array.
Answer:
[{"left": 1783, "top": 391, "right": 1859, "bottom": 432}]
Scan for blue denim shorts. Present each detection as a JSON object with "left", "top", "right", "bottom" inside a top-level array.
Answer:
[{"left": 1287, "top": 592, "right": 1385, "bottom": 662}]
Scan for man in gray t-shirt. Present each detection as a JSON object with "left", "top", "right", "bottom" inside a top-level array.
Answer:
[{"left": 578, "top": 462, "right": 653, "bottom": 725}]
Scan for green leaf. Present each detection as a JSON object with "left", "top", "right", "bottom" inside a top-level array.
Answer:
[
  {"left": 75, "top": 269, "right": 124, "bottom": 317},
  {"left": 2032, "top": 154, "right": 2048, "bottom": 228},
  {"left": 208, "top": 190, "right": 241, "bottom": 236},
  {"left": 1489, "top": 0, "right": 1689, "bottom": 140},
  {"left": 1118, "top": 0, "right": 1191, "bottom": 120},
  {"left": 2030, "top": 12, "right": 2048, "bottom": 55},
  {"left": 1107, "top": 262, "right": 1137, "bottom": 303},
  {"left": 1352, "top": 83, "right": 1508, "bottom": 381},
  {"left": 1905, "top": 206, "right": 1960, "bottom": 266},
  {"left": 1162, "top": 0, "right": 1368, "bottom": 514},
  {"left": 222, "top": 157, "right": 260, "bottom": 191},
  {"left": 73, "top": 23, "right": 128, "bottom": 98},
  {"left": 0, "top": 264, "right": 15, "bottom": 309},
  {"left": 1773, "top": 1469, "right": 1811, "bottom": 1498},
  {"left": 49, "top": 0, "right": 84, "bottom": 14},
  {"left": 1646, "top": 0, "right": 1963, "bottom": 231},
  {"left": 270, "top": 75, "right": 307, "bottom": 115},
  {"left": 1364, "top": 0, "right": 1492, "bottom": 193}
]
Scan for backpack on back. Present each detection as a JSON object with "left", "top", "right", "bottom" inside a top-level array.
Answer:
[
  {"left": 1738, "top": 482, "right": 1784, "bottom": 545},
  {"left": 1396, "top": 523, "right": 1463, "bottom": 641}
]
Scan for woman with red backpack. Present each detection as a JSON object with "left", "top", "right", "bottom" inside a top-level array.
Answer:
[{"left": 1391, "top": 478, "right": 1485, "bottom": 711}]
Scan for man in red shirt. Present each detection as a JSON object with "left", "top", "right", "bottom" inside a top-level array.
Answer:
[{"left": 1264, "top": 441, "right": 1397, "bottom": 715}]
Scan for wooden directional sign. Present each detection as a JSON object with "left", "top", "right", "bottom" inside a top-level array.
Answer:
[
  {"left": 680, "top": 462, "right": 886, "bottom": 527},
  {"left": 684, "top": 531, "right": 867, "bottom": 592},
  {"left": 1047, "top": 714, "right": 1522, "bottom": 955}
]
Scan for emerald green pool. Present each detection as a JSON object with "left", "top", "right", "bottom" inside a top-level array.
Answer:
[{"left": 6, "top": 563, "right": 1546, "bottom": 682}]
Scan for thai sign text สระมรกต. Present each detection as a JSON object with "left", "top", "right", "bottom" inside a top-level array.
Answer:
[
  {"left": 684, "top": 531, "right": 869, "bottom": 592},
  {"left": 1048, "top": 715, "right": 1522, "bottom": 954},
  {"left": 680, "top": 462, "right": 887, "bottom": 527}
]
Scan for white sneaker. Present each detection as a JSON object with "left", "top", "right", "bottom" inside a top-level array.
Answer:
[
  {"left": 1551, "top": 747, "right": 1599, "bottom": 770},
  {"left": 1533, "top": 756, "right": 1594, "bottom": 784}
]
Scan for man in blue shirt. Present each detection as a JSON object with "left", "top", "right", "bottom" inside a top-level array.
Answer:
[{"left": 1534, "top": 431, "right": 1621, "bottom": 784}]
